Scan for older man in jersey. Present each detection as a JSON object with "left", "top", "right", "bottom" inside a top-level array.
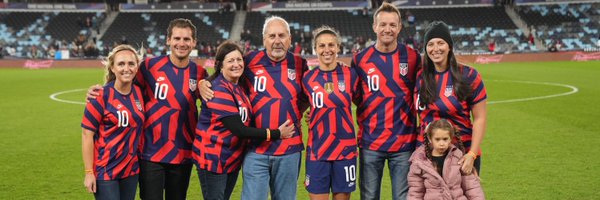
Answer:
[{"left": 200, "top": 16, "right": 308, "bottom": 200}]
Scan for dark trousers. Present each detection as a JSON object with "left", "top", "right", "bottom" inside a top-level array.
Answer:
[
  {"left": 94, "top": 175, "right": 138, "bottom": 200},
  {"left": 474, "top": 156, "right": 482, "bottom": 175},
  {"left": 197, "top": 168, "right": 239, "bottom": 200},
  {"left": 139, "top": 160, "right": 193, "bottom": 200}
]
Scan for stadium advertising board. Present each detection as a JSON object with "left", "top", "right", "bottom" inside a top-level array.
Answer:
[
  {"left": 119, "top": 2, "right": 222, "bottom": 12},
  {"left": 0, "top": 3, "right": 105, "bottom": 10}
]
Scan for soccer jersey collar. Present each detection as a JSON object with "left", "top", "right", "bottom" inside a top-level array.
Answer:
[
  {"left": 317, "top": 63, "right": 341, "bottom": 72},
  {"left": 434, "top": 66, "right": 450, "bottom": 75},
  {"left": 108, "top": 81, "right": 134, "bottom": 96},
  {"left": 373, "top": 43, "right": 399, "bottom": 56},
  {"left": 167, "top": 55, "right": 191, "bottom": 69}
]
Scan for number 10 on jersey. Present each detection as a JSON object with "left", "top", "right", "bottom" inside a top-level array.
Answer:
[{"left": 254, "top": 76, "right": 267, "bottom": 92}]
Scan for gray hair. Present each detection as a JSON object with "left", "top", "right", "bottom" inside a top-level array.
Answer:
[{"left": 262, "top": 16, "right": 291, "bottom": 37}]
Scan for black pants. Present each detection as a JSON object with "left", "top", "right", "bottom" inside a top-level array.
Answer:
[
  {"left": 139, "top": 160, "right": 193, "bottom": 200},
  {"left": 474, "top": 156, "right": 482, "bottom": 175}
]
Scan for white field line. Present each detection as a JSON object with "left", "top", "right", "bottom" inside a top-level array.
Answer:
[
  {"left": 49, "top": 80, "right": 578, "bottom": 106},
  {"left": 487, "top": 80, "right": 579, "bottom": 104},
  {"left": 49, "top": 88, "right": 87, "bottom": 105}
]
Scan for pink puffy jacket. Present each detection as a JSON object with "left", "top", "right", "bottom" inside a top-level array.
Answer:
[{"left": 408, "top": 145, "right": 485, "bottom": 200}]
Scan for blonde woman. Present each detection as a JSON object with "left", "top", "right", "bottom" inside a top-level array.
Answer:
[{"left": 81, "top": 45, "right": 144, "bottom": 200}]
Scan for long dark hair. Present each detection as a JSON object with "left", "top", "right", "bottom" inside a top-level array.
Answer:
[
  {"left": 423, "top": 119, "right": 465, "bottom": 163},
  {"left": 207, "top": 41, "right": 244, "bottom": 82},
  {"left": 419, "top": 40, "right": 470, "bottom": 105}
]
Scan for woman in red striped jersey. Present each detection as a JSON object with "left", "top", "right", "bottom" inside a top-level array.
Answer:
[
  {"left": 81, "top": 44, "right": 144, "bottom": 200},
  {"left": 193, "top": 41, "right": 296, "bottom": 200},
  {"left": 415, "top": 21, "right": 488, "bottom": 175},
  {"left": 302, "top": 26, "right": 360, "bottom": 200}
]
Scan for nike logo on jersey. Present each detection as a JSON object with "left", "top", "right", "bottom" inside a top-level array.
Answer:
[
  {"left": 256, "top": 70, "right": 264, "bottom": 75},
  {"left": 157, "top": 76, "right": 165, "bottom": 81},
  {"left": 367, "top": 68, "right": 375, "bottom": 74}
]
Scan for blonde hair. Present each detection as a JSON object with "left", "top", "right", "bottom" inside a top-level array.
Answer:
[
  {"left": 373, "top": 1, "right": 402, "bottom": 24},
  {"left": 102, "top": 44, "right": 141, "bottom": 84}
]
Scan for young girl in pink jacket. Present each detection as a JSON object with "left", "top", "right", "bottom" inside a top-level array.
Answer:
[{"left": 408, "top": 119, "right": 485, "bottom": 200}]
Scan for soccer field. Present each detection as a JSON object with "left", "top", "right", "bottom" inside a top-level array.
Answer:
[{"left": 1, "top": 60, "right": 599, "bottom": 199}]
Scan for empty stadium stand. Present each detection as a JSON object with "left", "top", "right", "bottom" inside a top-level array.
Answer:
[
  {"left": 100, "top": 12, "right": 233, "bottom": 56},
  {"left": 517, "top": 3, "right": 599, "bottom": 51},
  {"left": 1, "top": 1, "right": 599, "bottom": 59}
]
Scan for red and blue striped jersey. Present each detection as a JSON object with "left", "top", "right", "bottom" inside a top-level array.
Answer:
[
  {"left": 415, "top": 65, "right": 487, "bottom": 152},
  {"left": 243, "top": 50, "right": 308, "bottom": 156},
  {"left": 302, "top": 64, "right": 359, "bottom": 161},
  {"left": 81, "top": 82, "right": 145, "bottom": 180},
  {"left": 351, "top": 42, "right": 421, "bottom": 152},
  {"left": 135, "top": 55, "right": 207, "bottom": 164},
  {"left": 193, "top": 74, "right": 252, "bottom": 173}
]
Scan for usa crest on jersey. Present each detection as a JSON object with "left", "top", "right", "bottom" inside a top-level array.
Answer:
[
  {"left": 324, "top": 82, "right": 334, "bottom": 94},
  {"left": 288, "top": 69, "right": 296, "bottom": 80},
  {"left": 338, "top": 81, "right": 346, "bottom": 92},
  {"left": 444, "top": 85, "right": 453, "bottom": 97},
  {"left": 399, "top": 62, "right": 408, "bottom": 76},
  {"left": 305, "top": 175, "right": 310, "bottom": 187},
  {"left": 189, "top": 79, "right": 197, "bottom": 91},
  {"left": 135, "top": 100, "right": 143, "bottom": 111}
]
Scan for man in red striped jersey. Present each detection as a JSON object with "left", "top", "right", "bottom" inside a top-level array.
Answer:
[
  {"left": 88, "top": 18, "right": 207, "bottom": 200},
  {"left": 351, "top": 2, "right": 421, "bottom": 200},
  {"left": 200, "top": 16, "right": 309, "bottom": 200}
]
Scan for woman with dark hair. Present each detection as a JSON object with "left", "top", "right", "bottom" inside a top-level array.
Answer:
[
  {"left": 302, "top": 26, "right": 360, "bottom": 200},
  {"left": 415, "top": 21, "right": 488, "bottom": 175},
  {"left": 192, "top": 40, "right": 295, "bottom": 200},
  {"left": 81, "top": 44, "right": 144, "bottom": 200}
]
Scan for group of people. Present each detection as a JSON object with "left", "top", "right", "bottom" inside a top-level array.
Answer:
[{"left": 80, "top": 2, "right": 487, "bottom": 200}]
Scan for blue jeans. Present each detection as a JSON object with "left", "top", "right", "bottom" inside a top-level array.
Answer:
[
  {"left": 197, "top": 168, "right": 239, "bottom": 200},
  {"left": 359, "top": 149, "right": 411, "bottom": 200},
  {"left": 241, "top": 151, "right": 301, "bottom": 200},
  {"left": 94, "top": 175, "right": 138, "bottom": 200}
]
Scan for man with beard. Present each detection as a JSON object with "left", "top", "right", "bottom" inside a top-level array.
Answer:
[{"left": 87, "top": 18, "right": 207, "bottom": 200}]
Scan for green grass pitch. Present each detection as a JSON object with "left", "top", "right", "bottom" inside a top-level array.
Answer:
[{"left": 0, "top": 60, "right": 599, "bottom": 199}]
